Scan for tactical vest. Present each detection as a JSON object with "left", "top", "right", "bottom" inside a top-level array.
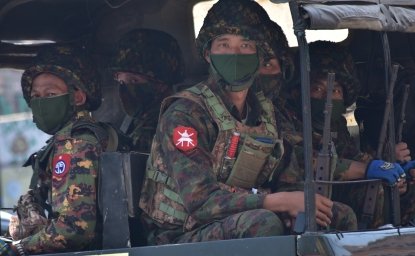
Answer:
[{"left": 140, "top": 83, "right": 284, "bottom": 231}]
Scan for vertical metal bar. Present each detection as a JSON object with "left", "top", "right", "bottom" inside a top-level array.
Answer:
[{"left": 289, "top": 1, "right": 316, "bottom": 232}]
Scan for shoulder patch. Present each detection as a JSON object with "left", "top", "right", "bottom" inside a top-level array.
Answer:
[
  {"left": 173, "top": 126, "right": 198, "bottom": 152},
  {"left": 53, "top": 154, "right": 71, "bottom": 177}
]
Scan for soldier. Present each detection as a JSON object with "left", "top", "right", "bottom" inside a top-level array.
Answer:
[
  {"left": 277, "top": 41, "right": 415, "bottom": 228},
  {"left": 256, "top": 27, "right": 357, "bottom": 231},
  {"left": 112, "top": 28, "right": 185, "bottom": 152},
  {"left": 256, "top": 20, "right": 294, "bottom": 109},
  {"left": 1, "top": 45, "right": 107, "bottom": 255},
  {"left": 138, "top": 0, "right": 357, "bottom": 245}
]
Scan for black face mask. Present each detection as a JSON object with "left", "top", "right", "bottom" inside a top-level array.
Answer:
[
  {"left": 256, "top": 74, "right": 283, "bottom": 102},
  {"left": 118, "top": 81, "right": 156, "bottom": 117},
  {"left": 310, "top": 98, "right": 346, "bottom": 131}
]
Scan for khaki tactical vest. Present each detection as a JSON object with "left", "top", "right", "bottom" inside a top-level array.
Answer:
[{"left": 139, "top": 83, "right": 284, "bottom": 231}]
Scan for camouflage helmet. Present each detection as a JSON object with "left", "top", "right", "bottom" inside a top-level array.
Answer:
[
  {"left": 112, "top": 29, "right": 185, "bottom": 85},
  {"left": 195, "top": 0, "right": 271, "bottom": 58},
  {"left": 263, "top": 20, "right": 295, "bottom": 82},
  {"left": 308, "top": 41, "right": 360, "bottom": 107},
  {"left": 21, "top": 44, "right": 101, "bottom": 111},
  {"left": 263, "top": 21, "right": 289, "bottom": 59}
]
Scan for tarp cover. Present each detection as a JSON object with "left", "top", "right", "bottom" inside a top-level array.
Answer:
[{"left": 302, "top": 4, "right": 415, "bottom": 32}]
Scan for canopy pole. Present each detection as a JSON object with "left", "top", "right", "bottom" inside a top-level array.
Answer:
[{"left": 289, "top": 0, "right": 317, "bottom": 232}]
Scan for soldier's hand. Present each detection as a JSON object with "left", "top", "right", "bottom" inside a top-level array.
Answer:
[
  {"left": 397, "top": 180, "right": 407, "bottom": 194},
  {"left": 366, "top": 160, "right": 405, "bottom": 185},
  {"left": 315, "top": 194, "right": 333, "bottom": 227},
  {"left": 395, "top": 142, "right": 411, "bottom": 163},
  {"left": 8, "top": 216, "right": 19, "bottom": 239},
  {"left": 264, "top": 192, "right": 332, "bottom": 227}
]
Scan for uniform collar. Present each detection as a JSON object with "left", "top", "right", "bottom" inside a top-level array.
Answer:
[{"left": 206, "top": 75, "right": 261, "bottom": 125}]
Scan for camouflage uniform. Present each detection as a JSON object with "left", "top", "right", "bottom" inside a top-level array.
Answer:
[
  {"left": 278, "top": 41, "right": 384, "bottom": 228},
  {"left": 11, "top": 45, "right": 106, "bottom": 254},
  {"left": 139, "top": 78, "right": 288, "bottom": 244},
  {"left": 112, "top": 29, "right": 185, "bottom": 153},
  {"left": 138, "top": 0, "right": 287, "bottom": 245},
  {"left": 139, "top": 0, "right": 356, "bottom": 245}
]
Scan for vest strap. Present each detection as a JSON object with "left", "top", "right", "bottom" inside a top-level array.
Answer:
[
  {"left": 199, "top": 85, "right": 235, "bottom": 131},
  {"left": 147, "top": 169, "right": 176, "bottom": 189},
  {"left": 256, "top": 91, "right": 278, "bottom": 136},
  {"left": 159, "top": 202, "right": 187, "bottom": 221},
  {"left": 163, "top": 187, "right": 184, "bottom": 205}
]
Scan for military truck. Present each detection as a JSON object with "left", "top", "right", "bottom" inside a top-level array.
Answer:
[{"left": 1, "top": 0, "right": 415, "bottom": 255}]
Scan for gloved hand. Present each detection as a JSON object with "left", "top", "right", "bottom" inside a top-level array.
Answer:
[
  {"left": 366, "top": 160, "right": 405, "bottom": 185},
  {"left": 401, "top": 160, "right": 415, "bottom": 180},
  {"left": 0, "top": 239, "right": 15, "bottom": 256}
]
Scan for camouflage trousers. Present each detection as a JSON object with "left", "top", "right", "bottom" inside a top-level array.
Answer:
[
  {"left": 146, "top": 204, "right": 356, "bottom": 245},
  {"left": 146, "top": 209, "right": 284, "bottom": 245},
  {"left": 329, "top": 201, "right": 358, "bottom": 231},
  {"left": 332, "top": 182, "right": 384, "bottom": 229}
]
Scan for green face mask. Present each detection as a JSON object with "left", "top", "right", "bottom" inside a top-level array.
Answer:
[
  {"left": 210, "top": 53, "right": 259, "bottom": 92},
  {"left": 310, "top": 98, "right": 346, "bottom": 131},
  {"left": 30, "top": 93, "right": 73, "bottom": 135},
  {"left": 256, "top": 74, "right": 283, "bottom": 102}
]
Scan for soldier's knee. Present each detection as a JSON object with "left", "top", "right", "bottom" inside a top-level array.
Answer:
[{"left": 238, "top": 209, "right": 284, "bottom": 236}]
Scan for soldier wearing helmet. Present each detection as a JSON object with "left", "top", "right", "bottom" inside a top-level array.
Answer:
[
  {"left": 256, "top": 20, "right": 294, "bottom": 108},
  {"left": 255, "top": 24, "right": 358, "bottom": 232},
  {"left": 4, "top": 45, "right": 107, "bottom": 254},
  {"left": 276, "top": 41, "right": 415, "bottom": 228},
  {"left": 112, "top": 28, "right": 184, "bottom": 152},
  {"left": 137, "top": 0, "right": 354, "bottom": 245}
]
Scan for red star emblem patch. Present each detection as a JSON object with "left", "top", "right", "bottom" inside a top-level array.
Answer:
[
  {"left": 173, "top": 126, "right": 198, "bottom": 152},
  {"left": 52, "top": 154, "right": 71, "bottom": 178}
]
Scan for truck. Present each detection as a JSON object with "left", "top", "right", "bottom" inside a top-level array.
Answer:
[{"left": 1, "top": 0, "right": 415, "bottom": 255}]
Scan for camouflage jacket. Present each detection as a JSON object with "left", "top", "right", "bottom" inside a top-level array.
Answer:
[
  {"left": 139, "top": 77, "right": 283, "bottom": 243},
  {"left": 20, "top": 111, "right": 104, "bottom": 254}
]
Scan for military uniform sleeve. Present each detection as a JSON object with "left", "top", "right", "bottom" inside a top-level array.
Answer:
[
  {"left": 272, "top": 135, "right": 306, "bottom": 192},
  {"left": 160, "top": 99, "right": 265, "bottom": 224},
  {"left": 20, "top": 134, "right": 101, "bottom": 254}
]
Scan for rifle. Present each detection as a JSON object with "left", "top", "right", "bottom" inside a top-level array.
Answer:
[
  {"left": 376, "top": 64, "right": 400, "bottom": 226},
  {"left": 315, "top": 73, "right": 336, "bottom": 199},
  {"left": 396, "top": 83, "right": 410, "bottom": 143},
  {"left": 377, "top": 65, "right": 399, "bottom": 160}
]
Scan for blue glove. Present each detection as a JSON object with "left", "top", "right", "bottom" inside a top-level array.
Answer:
[
  {"left": 0, "top": 239, "right": 15, "bottom": 256},
  {"left": 366, "top": 160, "right": 405, "bottom": 185},
  {"left": 401, "top": 160, "right": 415, "bottom": 180}
]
